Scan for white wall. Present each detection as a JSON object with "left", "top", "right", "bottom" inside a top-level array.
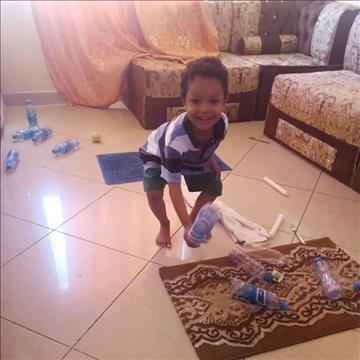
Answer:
[{"left": 1, "top": 1, "right": 56, "bottom": 94}]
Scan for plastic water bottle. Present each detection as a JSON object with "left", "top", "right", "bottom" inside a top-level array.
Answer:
[
  {"left": 314, "top": 257, "right": 343, "bottom": 300},
  {"left": 4, "top": 149, "right": 19, "bottom": 172},
  {"left": 229, "top": 246, "right": 274, "bottom": 282},
  {"left": 52, "top": 138, "right": 79, "bottom": 155},
  {"left": 188, "top": 203, "right": 220, "bottom": 245},
  {"left": 231, "top": 278, "right": 288, "bottom": 310},
  {"left": 25, "top": 99, "right": 38, "bottom": 127},
  {"left": 31, "top": 127, "right": 53, "bottom": 144},
  {"left": 354, "top": 281, "right": 360, "bottom": 291},
  {"left": 12, "top": 127, "right": 39, "bottom": 141}
]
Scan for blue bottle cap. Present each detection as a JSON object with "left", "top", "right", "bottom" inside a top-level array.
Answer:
[
  {"left": 314, "top": 257, "right": 322, "bottom": 264},
  {"left": 354, "top": 281, "right": 360, "bottom": 291},
  {"left": 25, "top": 99, "right": 32, "bottom": 104},
  {"left": 263, "top": 273, "right": 274, "bottom": 282},
  {"left": 280, "top": 300, "right": 288, "bottom": 311}
]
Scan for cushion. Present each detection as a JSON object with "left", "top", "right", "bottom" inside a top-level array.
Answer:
[
  {"left": 270, "top": 70, "right": 360, "bottom": 147},
  {"left": 344, "top": 12, "right": 360, "bottom": 74},
  {"left": 311, "top": 2, "right": 359, "bottom": 64},
  {"left": 241, "top": 52, "right": 324, "bottom": 66},
  {"left": 236, "top": 35, "right": 298, "bottom": 55}
]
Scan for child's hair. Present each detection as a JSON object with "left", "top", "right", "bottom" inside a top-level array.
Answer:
[{"left": 180, "top": 56, "right": 228, "bottom": 99}]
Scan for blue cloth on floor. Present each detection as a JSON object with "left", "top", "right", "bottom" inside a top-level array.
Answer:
[{"left": 96, "top": 152, "right": 231, "bottom": 185}]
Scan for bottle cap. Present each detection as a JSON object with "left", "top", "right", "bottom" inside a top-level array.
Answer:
[
  {"left": 263, "top": 273, "right": 274, "bottom": 282},
  {"left": 354, "top": 281, "right": 360, "bottom": 291},
  {"left": 25, "top": 99, "right": 32, "bottom": 104},
  {"left": 314, "top": 257, "right": 322, "bottom": 264},
  {"left": 280, "top": 300, "right": 288, "bottom": 311}
]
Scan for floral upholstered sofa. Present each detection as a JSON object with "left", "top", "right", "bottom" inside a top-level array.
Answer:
[
  {"left": 264, "top": 13, "right": 360, "bottom": 192},
  {"left": 125, "top": 0, "right": 359, "bottom": 129}
]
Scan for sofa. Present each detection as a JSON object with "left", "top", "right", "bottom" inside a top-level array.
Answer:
[
  {"left": 124, "top": 0, "right": 359, "bottom": 129},
  {"left": 264, "top": 12, "right": 360, "bottom": 192}
]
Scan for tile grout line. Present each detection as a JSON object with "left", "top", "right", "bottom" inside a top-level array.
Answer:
[
  {"left": 293, "top": 170, "right": 323, "bottom": 235},
  {"left": 0, "top": 316, "right": 72, "bottom": 349},
  {"left": 61, "top": 260, "right": 154, "bottom": 360}
]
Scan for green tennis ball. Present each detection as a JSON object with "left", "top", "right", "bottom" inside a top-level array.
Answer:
[{"left": 91, "top": 132, "right": 101, "bottom": 143}]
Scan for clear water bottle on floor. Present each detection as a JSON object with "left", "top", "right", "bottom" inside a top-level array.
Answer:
[
  {"left": 354, "top": 281, "right": 360, "bottom": 291},
  {"left": 32, "top": 127, "right": 53, "bottom": 144},
  {"left": 229, "top": 246, "right": 274, "bottom": 282},
  {"left": 314, "top": 257, "right": 343, "bottom": 300},
  {"left": 231, "top": 278, "right": 288, "bottom": 310},
  {"left": 25, "top": 99, "right": 38, "bottom": 127},
  {"left": 188, "top": 203, "right": 220, "bottom": 245},
  {"left": 52, "top": 138, "right": 79, "bottom": 155},
  {"left": 4, "top": 149, "right": 19, "bottom": 172},
  {"left": 12, "top": 127, "right": 39, "bottom": 141}
]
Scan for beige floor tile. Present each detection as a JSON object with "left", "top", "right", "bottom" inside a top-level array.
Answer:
[
  {"left": 1, "top": 214, "right": 51, "bottom": 265},
  {"left": 1, "top": 319, "right": 68, "bottom": 360},
  {"left": 63, "top": 349, "right": 96, "bottom": 360},
  {"left": 221, "top": 174, "right": 312, "bottom": 231},
  {"left": 1, "top": 168, "right": 110, "bottom": 228},
  {"left": 1, "top": 231, "right": 147, "bottom": 345},
  {"left": 60, "top": 188, "right": 181, "bottom": 260},
  {"left": 298, "top": 193, "right": 360, "bottom": 251},
  {"left": 1, "top": 159, "right": 42, "bottom": 187},
  {"left": 254, "top": 134, "right": 290, "bottom": 153},
  {"left": 249, "top": 329, "right": 360, "bottom": 359},
  {"left": 315, "top": 172, "right": 360, "bottom": 202},
  {"left": 232, "top": 146, "right": 321, "bottom": 191},
  {"left": 341, "top": 247, "right": 360, "bottom": 263},
  {"left": 75, "top": 262, "right": 198, "bottom": 360}
]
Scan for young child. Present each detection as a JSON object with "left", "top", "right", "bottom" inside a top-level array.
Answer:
[{"left": 139, "top": 56, "right": 228, "bottom": 248}]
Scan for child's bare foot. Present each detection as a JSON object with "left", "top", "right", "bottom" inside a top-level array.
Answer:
[{"left": 156, "top": 223, "right": 171, "bottom": 248}]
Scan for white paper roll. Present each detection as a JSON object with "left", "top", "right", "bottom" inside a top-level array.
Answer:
[
  {"left": 263, "top": 177, "right": 288, "bottom": 196},
  {"left": 269, "top": 213, "right": 284, "bottom": 238}
]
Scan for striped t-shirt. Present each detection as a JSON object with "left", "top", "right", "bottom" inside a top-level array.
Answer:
[{"left": 139, "top": 112, "right": 228, "bottom": 183}]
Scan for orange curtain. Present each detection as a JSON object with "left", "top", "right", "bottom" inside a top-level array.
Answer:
[{"left": 31, "top": 1, "right": 219, "bottom": 108}]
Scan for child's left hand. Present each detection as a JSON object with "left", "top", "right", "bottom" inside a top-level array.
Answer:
[{"left": 205, "top": 157, "right": 221, "bottom": 178}]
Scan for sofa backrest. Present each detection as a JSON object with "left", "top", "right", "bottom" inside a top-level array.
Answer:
[
  {"left": 296, "top": 0, "right": 331, "bottom": 55},
  {"left": 205, "top": 1, "right": 233, "bottom": 52},
  {"left": 344, "top": 12, "right": 360, "bottom": 74},
  {"left": 310, "top": 2, "right": 359, "bottom": 65}
]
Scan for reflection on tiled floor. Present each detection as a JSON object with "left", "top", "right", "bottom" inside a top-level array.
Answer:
[{"left": 1, "top": 104, "right": 359, "bottom": 360}]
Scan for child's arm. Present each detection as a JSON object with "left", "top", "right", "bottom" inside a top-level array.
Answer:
[
  {"left": 168, "top": 182, "right": 198, "bottom": 247},
  {"left": 205, "top": 157, "right": 221, "bottom": 178}
]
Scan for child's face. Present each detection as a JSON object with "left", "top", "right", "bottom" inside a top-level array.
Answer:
[{"left": 184, "top": 75, "right": 226, "bottom": 132}]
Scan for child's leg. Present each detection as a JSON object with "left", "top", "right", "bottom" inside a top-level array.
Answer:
[
  {"left": 190, "top": 192, "right": 217, "bottom": 222},
  {"left": 146, "top": 189, "right": 171, "bottom": 248}
]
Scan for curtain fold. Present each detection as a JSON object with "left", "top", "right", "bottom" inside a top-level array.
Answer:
[{"left": 31, "top": 1, "right": 219, "bottom": 108}]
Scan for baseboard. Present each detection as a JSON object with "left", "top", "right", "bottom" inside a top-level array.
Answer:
[{"left": 3, "top": 91, "right": 65, "bottom": 106}]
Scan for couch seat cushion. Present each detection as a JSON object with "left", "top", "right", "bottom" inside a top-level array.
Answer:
[
  {"left": 241, "top": 52, "right": 325, "bottom": 66},
  {"left": 271, "top": 70, "right": 360, "bottom": 147}
]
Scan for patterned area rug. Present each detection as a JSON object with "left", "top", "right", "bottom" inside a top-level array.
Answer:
[{"left": 159, "top": 238, "right": 360, "bottom": 360}]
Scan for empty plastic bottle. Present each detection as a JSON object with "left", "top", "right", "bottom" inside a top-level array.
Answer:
[
  {"left": 188, "top": 203, "right": 220, "bottom": 245},
  {"left": 231, "top": 278, "right": 288, "bottom": 310},
  {"left": 354, "top": 281, "right": 360, "bottom": 291},
  {"left": 25, "top": 99, "right": 38, "bottom": 127},
  {"left": 314, "top": 257, "right": 343, "bottom": 300},
  {"left": 229, "top": 246, "right": 274, "bottom": 282},
  {"left": 52, "top": 138, "right": 79, "bottom": 155},
  {"left": 32, "top": 127, "right": 53, "bottom": 144},
  {"left": 4, "top": 149, "right": 19, "bottom": 172},
  {"left": 12, "top": 127, "right": 39, "bottom": 141}
]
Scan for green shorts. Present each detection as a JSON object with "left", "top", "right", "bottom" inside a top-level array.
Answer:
[{"left": 143, "top": 167, "right": 222, "bottom": 196}]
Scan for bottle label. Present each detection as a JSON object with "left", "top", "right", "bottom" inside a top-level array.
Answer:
[{"left": 256, "top": 288, "right": 266, "bottom": 306}]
